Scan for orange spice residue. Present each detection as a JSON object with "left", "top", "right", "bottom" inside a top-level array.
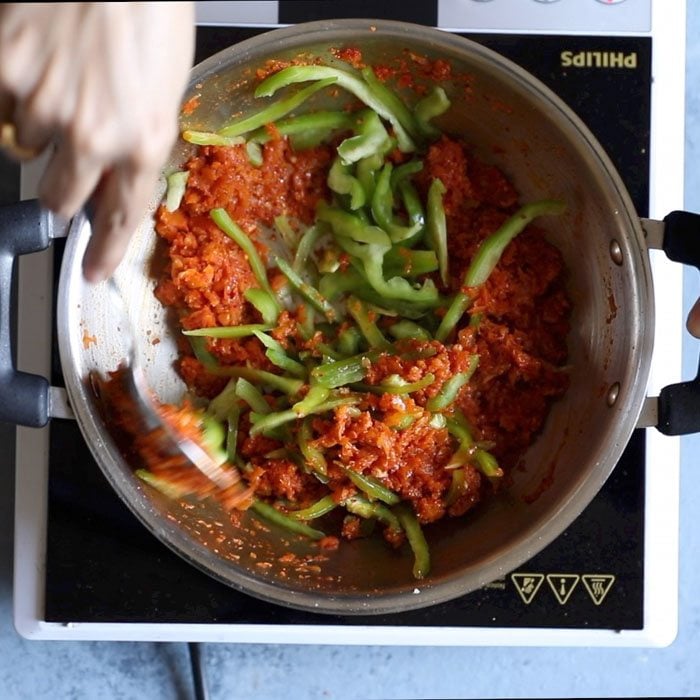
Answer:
[
  {"left": 82, "top": 330, "right": 97, "bottom": 349},
  {"left": 181, "top": 94, "right": 201, "bottom": 116}
]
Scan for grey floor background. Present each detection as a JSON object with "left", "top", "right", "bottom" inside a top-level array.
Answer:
[{"left": 3, "top": 8, "right": 700, "bottom": 700}]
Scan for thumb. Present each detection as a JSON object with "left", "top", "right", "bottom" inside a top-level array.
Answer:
[{"left": 686, "top": 297, "right": 700, "bottom": 338}]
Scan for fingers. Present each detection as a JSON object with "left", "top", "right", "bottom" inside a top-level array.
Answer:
[
  {"left": 38, "top": 134, "right": 104, "bottom": 219},
  {"left": 687, "top": 297, "right": 700, "bottom": 339},
  {"left": 81, "top": 157, "right": 162, "bottom": 283}
]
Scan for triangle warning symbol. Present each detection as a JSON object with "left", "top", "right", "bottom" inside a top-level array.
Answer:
[
  {"left": 511, "top": 573, "right": 545, "bottom": 604},
  {"left": 546, "top": 573, "right": 580, "bottom": 605},
  {"left": 582, "top": 574, "right": 616, "bottom": 606}
]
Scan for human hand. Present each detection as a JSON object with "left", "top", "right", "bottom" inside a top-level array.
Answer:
[
  {"left": 687, "top": 298, "right": 700, "bottom": 338},
  {"left": 0, "top": 2, "right": 195, "bottom": 282}
]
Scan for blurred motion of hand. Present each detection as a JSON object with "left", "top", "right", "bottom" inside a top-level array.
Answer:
[{"left": 0, "top": 2, "right": 195, "bottom": 282}]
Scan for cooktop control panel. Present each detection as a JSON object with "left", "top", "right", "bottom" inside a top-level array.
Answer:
[
  {"left": 195, "top": 1, "right": 651, "bottom": 34},
  {"left": 439, "top": 0, "right": 650, "bottom": 33}
]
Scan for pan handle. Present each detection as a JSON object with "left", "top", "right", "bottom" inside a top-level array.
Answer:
[
  {"left": 0, "top": 199, "right": 63, "bottom": 427},
  {"left": 643, "top": 211, "right": 700, "bottom": 435}
]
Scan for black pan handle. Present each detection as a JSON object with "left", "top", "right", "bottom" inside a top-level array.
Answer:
[
  {"left": 0, "top": 199, "right": 56, "bottom": 427},
  {"left": 655, "top": 211, "right": 700, "bottom": 435}
]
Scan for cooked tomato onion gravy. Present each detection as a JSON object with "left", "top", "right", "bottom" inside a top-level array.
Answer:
[{"left": 100, "top": 51, "right": 570, "bottom": 579}]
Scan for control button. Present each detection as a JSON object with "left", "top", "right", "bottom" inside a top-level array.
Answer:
[{"left": 595, "top": 0, "right": 627, "bottom": 4}]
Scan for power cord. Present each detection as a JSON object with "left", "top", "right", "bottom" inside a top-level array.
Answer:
[{"left": 188, "top": 642, "right": 211, "bottom": 700}]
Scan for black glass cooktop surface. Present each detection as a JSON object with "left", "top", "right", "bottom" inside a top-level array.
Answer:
[{"left": 44, "top": 23, "right": 651, "bottom": 630}]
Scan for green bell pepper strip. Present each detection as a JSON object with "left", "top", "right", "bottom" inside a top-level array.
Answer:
[
  {"left": 250, "top": 500, "right": 325, "bottom": 540},
  {"left": 266, "top": 350, "right": 307, "bottom": 378},
  {"left": 328, "top": 235, "right": 439, "bottom": 307},
  {"left": 436, "top": 199, "right": 566, "bottom": 341},
  {"left": 296, "top": 301, "right": 317, "bottom": 342},
  {"left": 287, "top": 494, "right": 337, "bottom": 520},
  {"left": 226, "top": 405, "right": 241, "bottom": 463},
  {"left": 434, "top": 291, "right": 471, "bottom": 343},
  {"left": 314, "top": 343, "right": 345, "bottom": 361},
  {"left": 360, "top": 66, "right": 422, "bottom": 142},
  {"left": 344, "top": 494, "right": 403, "bottom": 532},
  {"left": 275, "top": 257, "right": 337, "bottom": 323},
  {"left": 293, "top": 224, "right": 323, "bottom": 274},
  {"left": 254, "top": 65, "right": 416, "bottom": 152},
  {"left": 135, "top": 469, "right": 191, "bottom": 499},
  {"left": 466, "top": 199, "right": 567, "bottom": 287},
  {"left": 388, "top": 319, "right": 432, "bottom": 341},
  {"left": 245, "top": 140, "right": 263, "bottom": 167},
  {"left": 188, "top": 336, "right": 219, "bottom": 369},
  {"left": 445, "top": 416, "right": 472, "bottom": 444},
  {"left": 337, "top": 326, "right": 363, "bottom": 356},
  {"left": 398, "top": 182, "right": 425, "bottom": 237},
  {"left": 371, "top": 163, "right": 422, "bottom": 243},
  {"left": 317, "top": 206, "right": 438, "bottom": 304},
  {"left": 391, "top": 160, "right": 425, "bottom": 243},
  {"left": 445, "top": 468, "right": 466, "bottom": 506},
  {"left": 207, "top": 379, "right": 240, "bottom": 421},
  {"left": 361, "top": 249, "right": 440, "bottom": 305},
  {"left": 181, "top": 130, "right": 245, "bottom": 147},
  {"left": 328, "top": 157, "right": 366, "bottom": 210},
  {"left": 347, "top": 296, "right": 391, "bottom": 350},
  {"left": 250, "top": 396, "right": 361, "bottom": 436},
  {"left": 310, "top": 350, "right": 381, "bottom": 389},
  {"left": 384, "top": 248, "right": 438, "bottom": 278},
  {"left": 234, "top": 377, "right": 271, "bottom": 415},
  {"left": 319, "top": 247, "right": 438, "bottom": 304},
  {"left": 298, "top": 416, "right": 328, "bottom": 476},
  {"left": 445, "top": 408, "right": 475, "bottom": 437},
  {"left": 244, "top": 288, "right": 280, "bottom": 325},
  {"left": 444, "top": 418, "right": 476, "bottom": 470},
  {"left": 393, "top": 503, "right": 430, "bottom": 579},
  {"left": 390, "top": 414, "right": 417, "bottom": 431},
  {"left": 213, "top": 366, "right": 303, "bottom": 395},
  {"left": 253, "top": 331, "right": 307, "bottom": 379},
  {"left": 445, "top": 411, "right": 501, "bottom": 477},
  {"left": 414, "top": 86, "right": 451, "bottom": 139},
  {"left": 338, "top": 108, "right": 392, "bottom": 166},
  {"left": 165, "top": 170, "right": 189, "bottom": 212},
  {"left": 247, "top": 110, "right": 353, "bottom": 144},
  {"left": 210, "top": 208, "right": 281, "bottom": 311},
  {"left": 356, "top": 152, "right": 383, "bottom": 202},
  {"left": 425, "top": 356, "right": 479, "bottom": 412},
  {"left": 340, "top": 466, "right": 401, "bottom": 505},
  {"left": 292, "top": 384, "right": 330, "bottom": 415},
  {"left": 426, "top": 178, "right": 448, "bottom": 286},
  {"left": 182, "top": 323, "right": 271, "bottom": 339},
  {"left": 248, "top": 110, "right": 354, "bottom": 148},
  {"left": 317, "top": 202, "right": 392, "bottom": 247},
  {"left": 200, "top": 414, "right": 226, "bottom": 455},
  {"left": 390, "top": 160, "right": 424, "bottom": 188},
  {"left": 379, "top": 372, "right": 435, "bottom": 395},
  {"left": 352, "top": 372, "right": 435, "bottom": 396},
  {"left": 274, "top": 214, "right": 298, "bottom": 249},
  {"left": 219, "top": 77, "right": 338, "bottom": 137},
  {"left": 475, "top": 449, "right": 503, "bottom": 478}
]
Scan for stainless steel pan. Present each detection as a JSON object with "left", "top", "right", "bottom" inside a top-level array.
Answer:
[{"left": 2, "top": 20, "right": 700, "bottom": 615}]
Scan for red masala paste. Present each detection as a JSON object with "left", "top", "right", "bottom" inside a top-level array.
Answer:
[{"left": 148, "top": 125, "right": 570, "bottom": 545}]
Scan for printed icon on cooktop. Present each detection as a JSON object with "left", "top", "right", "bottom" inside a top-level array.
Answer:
[
  {"left": 582, "top": 575, "right": 616, "bottom": 605},
  {"left": 511, "top": 573, "right": 546, "bottom": 604},
  {"left": 546, "top": 574, "right": 581, "bottom": 604}
]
